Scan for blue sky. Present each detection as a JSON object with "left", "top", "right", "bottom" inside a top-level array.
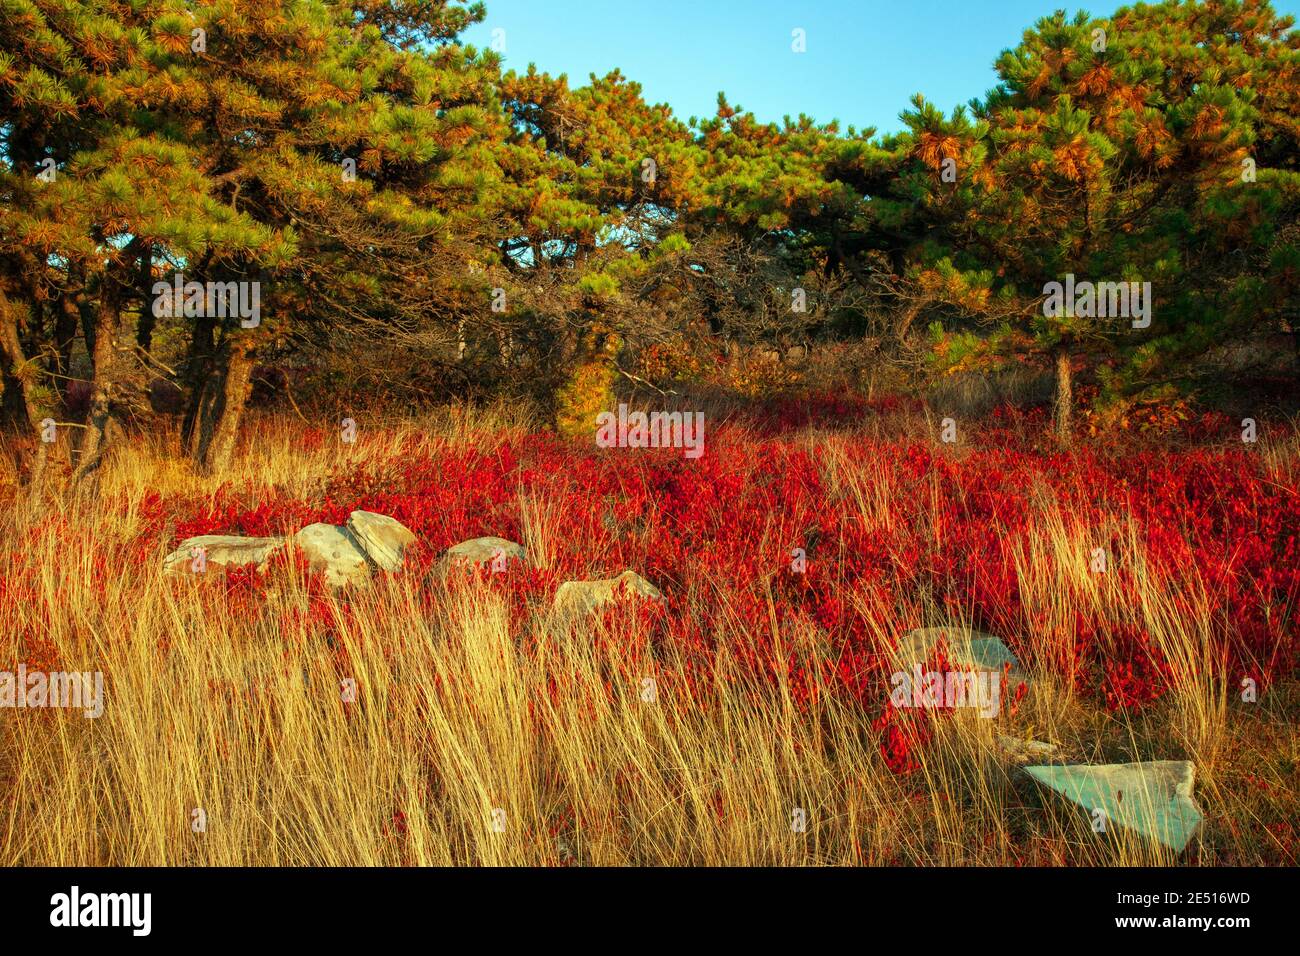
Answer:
[{"left": 462, "top": 0, "right": 1300, "bottom": 136}]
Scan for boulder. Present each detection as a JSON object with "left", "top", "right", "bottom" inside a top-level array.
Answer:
[
  {"left": 163, "top": 535, "right": 284, "bottom": 575},
  {"left": 294, "top": 523, "right": 372, "bottom": 588},
  {"left": 895, "top": 626, "right": 1023, "bottom": 678},
  {"left": 443, "top": 536, "right": 526, "bottom": 569},
  {"left": 997, "top": 735, "right": 1063, "bottom": 763},
  {"left": 1024, "top": 760, "right": 1203, "bottom": 853},
  {"left": 553, "top": 570, "right": 663, "bottom": 618},
  {"left": 347, "top": 511, "right": 417, "bottom": 572}
]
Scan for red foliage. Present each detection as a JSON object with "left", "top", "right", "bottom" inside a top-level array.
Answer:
[{"left": 5, "top": 405, "right": 1297, "bottom": 775}]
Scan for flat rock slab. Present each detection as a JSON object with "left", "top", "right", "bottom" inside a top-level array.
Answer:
[
  {"left": 347, "top": 511, "right": 417, "bottom": 571},
  {"left": 553, "top": 570, "right": 663, "bottom": 618},
  {"left": 295, "top": 523, "right": 372, "bottom": 588},
  {"left": 443, "top": 536, "right": 526, "bottom": 568},
  {"left": 163, "top": 535, "right": 284, "bottom": 574},
  {"left": 896, "top": 627, "right": 1023, "bottom": 678},
  {"left": 1024, "top": 760, "right": 1203, "bottom": 853}
]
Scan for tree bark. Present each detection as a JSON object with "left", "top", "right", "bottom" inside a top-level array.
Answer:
[
  {"left": 0, "top": 287, "right": 56, "bottom": 492},
  {"left": 69, "top": 294, "right": 121, "bottom": 488},
  {"left": 0, "top": 346, "right": 25, "bottom": 427},
  {"left": 1053, "top": 347, "right": 1073, "bottom": 443},
  {"left": 51, "top": 293, "right": 80, "bottom": 401},
  {"left": 194, "top": 334, "right": 255, "bottom": 477},
  {"left": 135, "top": 242, "right": 155, "bottom": 353},
  {"left": 181, "top": 312, "right": 218, "bottom": 458},
  {"left": 179, "top": 253, "right": 217, "bottom": 455}
]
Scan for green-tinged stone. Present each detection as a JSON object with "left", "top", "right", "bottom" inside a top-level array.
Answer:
[
  {"left": 897, "top": 627, "right": 1022, "bottom": 676},
  {"left": 1025, "top": 760, "right": 1203, "bottom": 853}
]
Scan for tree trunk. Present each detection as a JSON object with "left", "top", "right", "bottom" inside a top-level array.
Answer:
[
  {"left": 78, "top": 292, "right": 97, "bottom": 364},
  {"left": 135, "top": 242, "right": 155, "bottom": 353},
  {"left": 181, "top": 312, "right": 218, "bottom": 458},
  {"left": 69, "top": 295, "right": 121, "bottom": 488},
  {"left": 0, "top": 349, "right": 25, "bottom": 427},
  {"left": 51, "top": 294, "right": 80, "bottom": 401},
  {"left": 195, "top": 335, "right": 255, "bottom": 476},
  {"left": 179, "top": 253, "right": 218, "bottom": 456},
  {"left": 1053, "top": 347, "right": 1073, "bottom": 443},
  {"left": 0, "top": 288, "right": 56, "bottom": 492}
]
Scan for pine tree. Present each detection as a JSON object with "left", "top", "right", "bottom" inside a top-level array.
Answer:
[
  {"left": 960, "top": 0, "right": 1299, "bottom": 439},
  {"left": 2, "top": 0, "right": 506, "bottom": 482}
]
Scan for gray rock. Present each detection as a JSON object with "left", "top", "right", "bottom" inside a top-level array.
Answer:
[
  {"left": 997, "top": 735, "right": 1063, "bottom": 763},
  {"left": 553, "top": 570, "right": 663, "bottom": 618},
  {"left": 895, "top": 626, "right": 1023, "bottom": 678},
  {"left": 443, "top": 536, "right": 526, "bottom": 569},
  {"left": 294, "top": 523, "right": 372, "bottom": 588},
  {"left": 1024, "top": 760, "right": 1203, "bottom": 853},
  {"left": 163, "top": 535, "right": 284, "bottom": 575},
  {"left": 347, "top": 511, "right": 417, "bottom": 572}
]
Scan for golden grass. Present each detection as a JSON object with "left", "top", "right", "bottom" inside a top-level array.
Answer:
[{"left": 0, "top": 407, "right": 1295, "bottom": 866}]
